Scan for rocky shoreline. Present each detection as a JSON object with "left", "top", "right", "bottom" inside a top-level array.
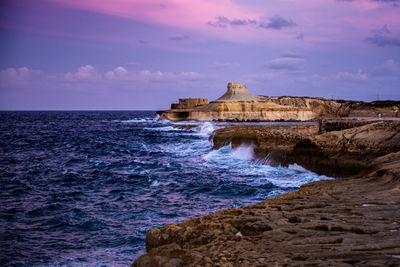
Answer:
[
  {"left": 133, "top": 120, "right": 400, "bottom": 266},
  {"left": 157, "top": 82, "right": 400, "bottom": 122}
]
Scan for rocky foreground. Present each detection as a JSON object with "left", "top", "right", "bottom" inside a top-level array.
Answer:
[{"left": 133, "top": 121, "right": 400, "bottom": 266}]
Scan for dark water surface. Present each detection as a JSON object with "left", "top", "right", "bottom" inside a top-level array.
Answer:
[{"left": 0, "top": 111, "right": 331, "bottom": 266}]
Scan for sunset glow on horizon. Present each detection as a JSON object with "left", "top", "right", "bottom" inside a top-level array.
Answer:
[{"left": 1, "top": 0, "right": 399, "bottom": 110}]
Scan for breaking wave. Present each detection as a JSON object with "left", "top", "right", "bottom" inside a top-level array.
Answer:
[{"left": 0, "top": 111, "right": 331, "bottom": 266}]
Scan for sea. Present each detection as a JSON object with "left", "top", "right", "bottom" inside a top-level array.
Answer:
[{"left": 0, "top": 111, "right": 331, "bottom": 266}]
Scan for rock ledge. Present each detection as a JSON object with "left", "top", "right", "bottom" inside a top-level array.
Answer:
[{"left": 133, "top": 121, "right": 400, "bottom": 266}]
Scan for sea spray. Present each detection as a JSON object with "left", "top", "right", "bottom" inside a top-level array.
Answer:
[
  {"left": 196, "top": 122, "right": 216, "bottom": 137},
  {"left": 231, "top": 145, "right": 254, "bottom": 160},
  {"left": 0, "top": 111, "right": 332, "bottom": 266}
]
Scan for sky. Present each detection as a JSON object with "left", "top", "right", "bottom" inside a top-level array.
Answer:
[{"left": 0, "top": 0, "right": 399, "bottom": 110}]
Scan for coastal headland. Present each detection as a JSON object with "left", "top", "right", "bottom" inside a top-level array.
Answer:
[
  {"left": 157, "top": 82, "right": 400, "bottom": 122},
  {"left": 134, "top": 83, "right": 400, "bottom": 266}
]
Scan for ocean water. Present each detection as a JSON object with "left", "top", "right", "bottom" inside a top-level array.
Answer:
[{"left": 0, "top": 111, "right": 331, "bottom": 266}]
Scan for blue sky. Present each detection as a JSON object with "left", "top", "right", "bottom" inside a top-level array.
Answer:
[{"left": 1, "top": 0, "right": 399, "bottom": 110}]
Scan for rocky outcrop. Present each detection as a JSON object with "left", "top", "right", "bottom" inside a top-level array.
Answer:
[
  {"left": 318, "top": 119, "right": 380, "bottom": 133},
  {"left": 344, "top": 100, "right": 400, "bottom": 118},
  {"left": 158, "top": 83, "right": 328, "bottom": 122},
  {"left": 214, "top": 82, "right": 259, "bottom": 102},
  {"left": 309, "top": 121, "right": 400, "bottom": 157},
  {"left": 171, "top": 99, "right": 208, "bottom": 110},
  {"left": 211, "top": 124, "right": 319, "bottom": 168},
  {"left": 157, "top": 82, "right": 400, "bottom": 122},
  {"left": 133, "top": 121, "right": 400, "bottom": 266}
]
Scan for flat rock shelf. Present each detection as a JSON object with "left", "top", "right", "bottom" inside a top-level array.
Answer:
[{"left": 133, "top": 120, "right": 400, "bottom": 267}]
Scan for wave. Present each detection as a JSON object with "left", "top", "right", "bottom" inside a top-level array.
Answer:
[
  {"left": 150, "top": 180, "right": 173, "bottom": 187},
  {"left": 244, "top": 164, "right": 332, "bottom": 188},
  {"left": 1, "top": 111, "right": 333, "bottom": 266},
  {"left": 202, "top": 144, "right": 254, "bottom": 163},
  {"left": 231, "top": 145, "right": 254, "bottom": 160},
  {"left": 194, "top": 122, "right": 216, "bottom": 137},
  {"left": 144, "top": 126, "right": 185, "bottom": 132},
  {"left": 113, "top": 118, "right": 155, "bottom": 123}
]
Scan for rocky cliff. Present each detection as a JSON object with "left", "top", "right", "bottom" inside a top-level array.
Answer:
[
  {"left": 133, "top": 121, "right": 400, "bottom": 266},
  {"left": 157, "top": 82, "right": 400, "bottom": 122},
  {"left": 171, "top": 98, "right": 208, "bottom": 109}
]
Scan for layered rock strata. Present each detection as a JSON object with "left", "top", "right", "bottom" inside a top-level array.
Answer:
[
  {"left": 158, "top": 83, "right": 324, "bottom": 122},
  {"left": 157, "top": 82, "right": 400, "bottom": 122},
  {"left": 171, "top": 99, "right": 208, "bottom": 110},
  {"left": 133, "top": 121, "right": 400, "bottom": 266}
]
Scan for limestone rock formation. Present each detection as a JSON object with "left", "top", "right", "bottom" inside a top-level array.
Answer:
[
  {"left": 157, "top": 82, "right": 400, "bottom": 122},
  {"left": 214, "top": 82, "right": 259, "bottom": 102},
  {"left": 310, "top": 121, "right": 400, "bottom": 156},
  {"left": 171, "top": 98, "right": 208, "bottom": 109},
  {"left": 133, "top": 121, "right": 400, "bottom": 267},
  {"left": 158, "top": 82, "right": 319, "bottom": 122}
]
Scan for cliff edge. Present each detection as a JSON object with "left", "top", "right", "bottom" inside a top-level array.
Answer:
[
  {"left": 157, "top": 82, "right": 400, "bottom": 122},
  {"left": 133, "top": 121, "right": 400, "bottom": 266}
]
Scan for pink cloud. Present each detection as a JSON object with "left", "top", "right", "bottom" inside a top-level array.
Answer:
[
  {"left": 336, "top": 69, "right": 368, "bottom": 82},
  {"left": 47, "top": 65, "right": 205, "bottom": 84},
  {"left": 0, "top": 67, "right": 43, "bottom": 84},
  {"left": 44, "top": 0, "right": 297, "bottom": 44},
  {"left": 62, "top": 65, "right": 101, "bottom": 82},
  {"left": 18, "top": 0, "right": 400, "bottom": 47},
  {"left": 47, "top": 0, "right": 261, "bottom": 31},
  {"left": 0, "top": 22, "right": 142, "bottom": 45}
]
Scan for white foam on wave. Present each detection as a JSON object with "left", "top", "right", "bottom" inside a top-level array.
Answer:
[
  {"left": 231, "top": 145, "right": 254, "bottom": 160},
  {"left": 150, "top": 180, "right": 172, "bottom": 187},
  {"left": 244, "top": 164, "right": 332, "bottom": 188},
  {"left": 202, "top": 149, "right": 220, "bottom": 161},
  {"left": 150, "top": 180, "right": 161, "bottom": 187},
  {"left": 114, "top": 118, "right": 155, "bottom": 123},
  {"left": 202, "top": 144, "right": 254, "bottom": 165},
  {"left": 288, "top": 163, "right": 307, "bottom": 172},
  {"left": 162, "top": 139, "right": 211, "bottom": 158},
  {"left": 144, "top": 126, "right": 184, "bottom": 132},
  {"left": 195, "top": 122, "right": 216, "bottom": 137},
  {"left": 121, "top": 116, "right": 332, "bottom": 193}
]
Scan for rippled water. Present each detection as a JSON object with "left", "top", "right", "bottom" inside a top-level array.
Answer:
[{"left": 0, "top": 111, "right": 331, "bottom": 266}]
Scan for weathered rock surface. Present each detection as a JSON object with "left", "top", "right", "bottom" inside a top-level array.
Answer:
[
  {"left": 171, "top": 99, "right": 208, "bottom": 110},
  {"left": 310, "top": 121, "right": 400, "bottom": 157},
  {"left": 157, "top": 82, "right": 400, "bottom": 122},
  {"left": 211, "top": 121, "right": 400, "bottom": 175},
  {"left": 211, "top": 123, "right": 318, "bottom": 151},
  {"left": 133, "top": 121, "right": 400, "bottom": 267},
  {"left": 214, "top": 82, "right": 259, "bottom": 102},
  {"left": 345, "top": 100, "right": 400, "bottom": 118}
]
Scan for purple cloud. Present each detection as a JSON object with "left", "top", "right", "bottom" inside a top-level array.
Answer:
[
  {"left": 336, "top": 70, "right": 368, "bottom": 82},
  {"left": 365, "top": 25, "right": 400, "bottom": 47},
  {"left": 0, "top": 67, "right": 42, "bottom": 84},
  {"left": 259, "top": 15, "right": 296, "bottom": 30},
  {"left": 57, "top": 65, "right": 101, "bottom": 83},
  {"left": 371, "top": 59, "right": 399, "bottom": 76},
  {"left": 296, "top": 33, "right": 304, "bottom": 40},
  {"left": 169, "top": 35, "right": 190, "bottom": 41},
  {"left": 208, "top": 16, "right": 257, "bottom": 28},
  {"left": 265, "top": 53, "right": 305, "bottom": 71},
  {"left": 208, "top": 15, "right": 295, "bottom": 30}
]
